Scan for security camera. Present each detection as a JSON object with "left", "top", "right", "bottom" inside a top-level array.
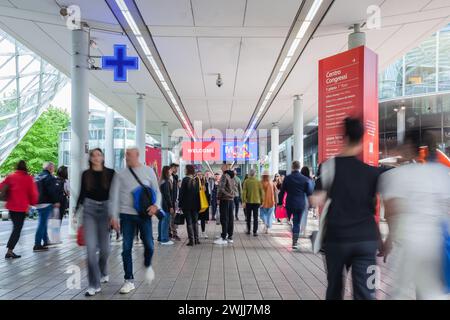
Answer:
[
  {"left": 60, "top": 7, "right": 69, "bottom": 17},
  {"left": 216, "top": 74, "right": 223, "bottom": 88}
]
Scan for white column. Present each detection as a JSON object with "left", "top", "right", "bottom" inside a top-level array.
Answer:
[
  {"left": 104, "top": 106, "right": 114, "bottom": 168},
  {"left": 348, "top": 23, "right": 366, "bottom": 50},
  {"left": 397, "top": 107, "right": 406, "bottom": 145},
  {"left": 271, "top": 124, "right": 279, "bottom": 176},
  {"left": 286, "top": 138, "right": 292, "bottom": 175},
  {"left": 293, "top": 95, "right": 304, "bottom": 166},
  {"left": 136, "top": 95, "right": 146, "bottom": 164},
  {"left": 69, "top": 28, "right": 89, "bottom": 235},
  {"left": 161, "top": 122, "right": 169, "bottom": 166}
]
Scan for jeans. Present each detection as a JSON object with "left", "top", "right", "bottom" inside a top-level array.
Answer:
[
  {"left": 35, "top": 205, "right": 52, "bottom": 246},
  {"left": 219, "top": 200, "right": 234, "bottom": 240},
  {"left": 233, "top": 196, "right": 240, "bottom": 218},
  {"left": 158, "top": 210, "right": 170, "bottom": 243},
  {"left": 260, "top": 207, "right": 274, "bottom": 229},
  {"left": 287, "top": 207, "right": 303, "bottom": 235},
  {"left": 211, "top": 197, "right": 218, "bottom": 219},
  {"left": 184, "top": 210, "right": 199, "bottom": 242},
  {"left": 83, "top": 199, "right": 110, "bottom": 289},
  {"left": 324, "top": 240, "right": 378, "bottom": 300},
  {"left": 7, "top": 211, "right": 25, "bottom": 250},
  {"left": 245, "top": 203, "right": 260, "bottom": 234},
  {"left": 120, "top": 213, "right": 154, "bottom": 280},
  {"left": 169, "top": 210, "right": 178, "bottom": 238}
]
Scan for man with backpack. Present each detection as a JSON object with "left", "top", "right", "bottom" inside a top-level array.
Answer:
[{"left": 34, "top": 162, "right": 61, "bottom": 252}]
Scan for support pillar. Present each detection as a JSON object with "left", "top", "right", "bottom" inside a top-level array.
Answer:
[
  {"left": 69, "top": 28, "right": 89, "bottom": 235},
  {"left": 136, "top": 94, "right": 146, "bottom": 164},
  {"left": 104, "top": 106, "right": 114, "bottom": 169},
  {"left": 161, "top": 122, "right": 169, "bottom": 166},
  {"left": 293, "top": 95, "right": 304, "bottom": 166},
  {"left": 271, "top": 124, "right": 279, "bottom": 176},
  {"left": 286, "top": 138, "right": 292, "bottom": 174}
]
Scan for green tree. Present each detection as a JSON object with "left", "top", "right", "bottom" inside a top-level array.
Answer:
[{"left": 0, "top": 106, "right": 69, "bottom": 175}]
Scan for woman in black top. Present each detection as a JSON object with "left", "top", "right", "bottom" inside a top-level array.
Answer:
[
  {"left": 74, "top": 148, "right": 117, "bottom": 297},
  {"left": 158, "top": 166, "right": 174, "bottom": 245},
  {"left": 178, "top": 165, "right": 200, "bottom": 246},
  {"left": 312, "top": 118, "right": 382, "bottom": 301}
]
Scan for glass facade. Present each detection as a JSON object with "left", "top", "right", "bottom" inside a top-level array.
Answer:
[{"left": 0, "top": 28, "right": 67, "bottom": 165}]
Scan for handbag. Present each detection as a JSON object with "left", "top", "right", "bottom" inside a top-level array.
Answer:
[
  {"left": 198, "top": 177, "right": 209, "bottom": 213},
  {"left": 443, "top": 220, "right": 450, "bottom": 293},
  {"left": 129, "top": 167, "right": 161, "bottom": 219},
  {"left": 311, "top": 158, "right": 335, "bottom": 255},
  {"left": 0, "top": 183, "right": 9, "bottom": 202},
  {"left": 174, "top": 211, "right": 185, "bottom": 225},
  {"left": 275, "top": 205, "right": 288, "bottom": 219},
  {"left": 77, "top": 225, "right": 85, "bottom": 246}
]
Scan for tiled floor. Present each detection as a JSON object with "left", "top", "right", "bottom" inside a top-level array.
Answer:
[{"left": 0, "top": 211, "right": 403, "bottom": 300}]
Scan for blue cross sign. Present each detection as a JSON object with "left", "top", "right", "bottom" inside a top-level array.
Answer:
[{"left": 102, "top": 44, "right": 139, "bottom": 82}]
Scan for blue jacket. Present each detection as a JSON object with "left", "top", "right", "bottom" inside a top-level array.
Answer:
[{"left": 278, "top": 171, "right": 313, "bottom": 212}]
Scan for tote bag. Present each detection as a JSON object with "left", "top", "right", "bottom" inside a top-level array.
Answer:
[
  {"left": 198, "top": 178, "right": 209, "bottom": 213},
  {"left": 77, "top": 225, "right": 85, "bottom": 246}
]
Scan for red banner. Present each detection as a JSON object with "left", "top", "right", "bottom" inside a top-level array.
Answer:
[
  {"left": 318, "top": 45, "right": 379, "bottom": 166},
  {"left": 145, "top": 146, "right": 161, "bottom": 178},
  {"left": 182, "top": 141, "right": 221, "bottom": 162}
]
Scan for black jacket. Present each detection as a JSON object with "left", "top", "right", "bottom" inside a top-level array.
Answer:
[
  {"left": 172, "top": 174, "right": 179, "bottom": 203},
  {"left": 178, "top": 176, "right": 200, "bottom": 213},
  {"left": 278, "top": 171, "right": 313, "bottom": 211},
  {"left": 160, "top": 179, "right": 174, "bottom": 213}
]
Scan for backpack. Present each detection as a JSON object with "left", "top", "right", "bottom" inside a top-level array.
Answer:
[{"left": 35, "top": 173, "right": 48, "bottom": 204}]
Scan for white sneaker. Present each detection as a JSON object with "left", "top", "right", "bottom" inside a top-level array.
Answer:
[
  {"left": 119, "top": 280, "right": 135, "bottom": 294},
  {"left": 145, "top": 266, "right": 155, "bottom": 283},
  {"left": 161, "top": 240, "right": 174, "bottom": 246},
  {"left": 227, "top": 238, "right": 234, "bottom": 244},
  {"left": 203, "top": 232, "right": 208, "bottom": 239},
  {"left": 100, "top": 275, "right": 109, "bottom": 283},
  {"left": 214, "top": 238, "right": 228, "bottom": 245},
  {"left": 85, "top": 287, "right": 101, "bottom": 297}
]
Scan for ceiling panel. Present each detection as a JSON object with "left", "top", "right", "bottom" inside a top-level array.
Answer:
[
  {"left": 244, "top": 0, "right": 302, "bottom": 27},
  {"left": 425, "top": 0, "right": 450, "bottom": 10},
  {"left": 381, "top": 0, "right": 430, "bottom": 16},
  {"left": 135, "top": 0, "right": 193, "bottom": 26},
  {"left": 191, "top": 0, "right": 246, "bottom": 27},
  {"left": 197, "top": 37, "right": 241, "bottom": 97}
]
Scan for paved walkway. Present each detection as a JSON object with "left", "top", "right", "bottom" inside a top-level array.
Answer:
[{"left": 0, "top": 211, "right": 405, "bottom": 300}]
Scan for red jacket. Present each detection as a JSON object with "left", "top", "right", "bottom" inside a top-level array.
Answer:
[{"left": 0, "top": 170, "right": 39, "bottom": 212}]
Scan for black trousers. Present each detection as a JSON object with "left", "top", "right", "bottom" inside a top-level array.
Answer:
[
  {"left": 7, "top": 211, "right": 26, "bottom": 250},
  {"left": 219, "top": 200, "right": 234, "bottom": 240},
  {"left": 245, "top": 204, "right": 260, "bottom": 234},
  {"left": 324, "top": 240, "right": 378, "bottom": 300},
  {"left": 233, "top": 196, "right": 240, "bottom": 218},
  {"left": 184, "top": 210, "right": 199, "bottom": 242}
]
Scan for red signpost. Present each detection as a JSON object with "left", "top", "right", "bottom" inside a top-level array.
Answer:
[{"left": 318, "top": 45, "right": 379, "bottom": 166}]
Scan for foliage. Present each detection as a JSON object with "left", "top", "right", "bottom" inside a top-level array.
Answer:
[{"left": 0, "top": 106, "right": 69, "bottom": 175}]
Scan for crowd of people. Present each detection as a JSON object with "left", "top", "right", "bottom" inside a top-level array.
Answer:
[{"left": 0, "top": 117, "right": 449, "bottom": 300}]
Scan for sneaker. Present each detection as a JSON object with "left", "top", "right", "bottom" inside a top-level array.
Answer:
[
  {"left": 253, "top": 233, "right": 258, "bottom": 237},
  {"left": 145, "top": 266, "right": 155, "bottom": 283},
  {"left": 227, "top": 238, "right": 234, "bottom": 244},
  {"left": 203, "top": 233, "right": 208, "bottom": 239},
  {"left": 85, "top": 287, "right": 101, "bottom": 297},
  {"left": 292, "top": 244, "right": 300, "bottom": 250},
  {"left": 186, "top": 241, "right": 194, "bottom": 246},
  {"left": 119, "top": 280, "right": 135, "bottom": 294},
  {"left": 33, "top": 245, "right": 48, "bottom": 252},
  {"left": 100, "top": 275, "right": 109, "bottom": 283},
  {"left": 5, "top": 252, "right": 21, "bottom": 259},
  {"left": 195, "top": 239, "right": 201, "bottom": 245},
  {"left": 160, "top": 240, "right": 174, "bottom": 246},
  {"left": 214, "top": 238, "right": 228, "bottom": 245}
]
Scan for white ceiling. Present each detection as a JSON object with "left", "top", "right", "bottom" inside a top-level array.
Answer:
[{"left": 0, "top": 0, "right": 449, "bottom": 143}]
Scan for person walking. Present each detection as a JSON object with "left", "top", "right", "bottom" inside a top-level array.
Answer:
[
  {"left": 211, "top": 173, "right": 220, "bottom": 225},
  {"left": 197, "top": 171, "right": 210, "bottom": 239},
  {"left": 73, "top": 148, "right": 117, "bottom": 297},
  {"left": 299, "top": 167, "right": 314, "bottom": 238},
  {"left": 169, "top": 163, "right": 180, "bottom": 241},
  {"left": 50, "top": 166, "right": 69, "bottom": 244},
  {"left": 279, "top": 161, "right": 313, "bottom": 250},
  {"left": 214, "top": 164, "right": 235, "bottom": 245},
  {"left": 242, "top": 169, "right": 264, "bottom": 236},
  {"left": 233, "top": 169, "right": 242, "bottom": 221},
  {"left": 260, "top": 170, "right": 277, "bottom": 234},
  {"left": 379, "top": 130, "right": 450, "bottom": 300},
  {"left": 273, "top": 174, "right": 282, "bottom": 224},
  {"left": 159, "top": 166, "right": 175, "bottom": 246},
  {"left": 178, "top": 165, "right": 201, "bottom": 246},
  {"left": 34, "top": 162, "right": 61, "bottom": 251},
  {"left": 110, "top": 147, "right": 162, "bottom": 294},
  {"left": 311, "top": 117, "right": 382, "bottom": 300},
  {"left": 0, "top": 160, "right": 38, "bottom": 259}
]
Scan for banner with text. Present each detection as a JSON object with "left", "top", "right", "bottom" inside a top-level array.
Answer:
[{"left": 318, "top": 45, "right": 379, "bottom": 166}]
